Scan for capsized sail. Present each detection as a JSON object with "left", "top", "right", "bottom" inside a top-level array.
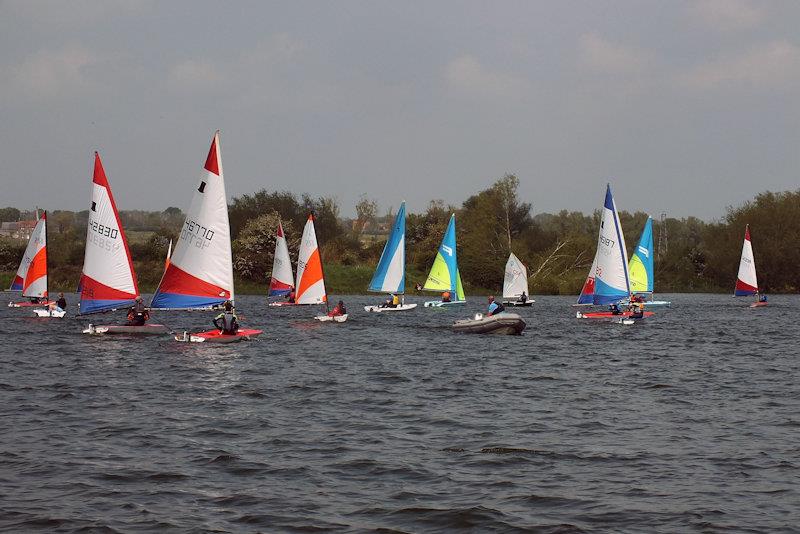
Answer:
[
  {"left": 151, "top": 131, "right": 234, "bottom": 309},
  {"left": 576, "top": 255, "right": 597, "bottom": 305},
  {"left": 78, "top": 152, "right": 139, "bottom": 314},
  {"left": 369, "top": 202, "right": 406, "bottom": 294},
  {"left": 423, "top": 214, "right": 465, "bottom": 299},
  {"left": 9, "top": 212, "right": 41, "bottom": 291},
  {"left": 628, "top": 216, "right": 654, "bottom": 294},
  {"left": 592, "top": 184, "right": 630, "bottom": 305},
  {"left": 269, "top": 221, "right": 294, "bottom": 297},
  {"left": 734, "top": 225, "right": 758, "bottom": 296},
  {"left": 22, "top": 213, "right": 48, "bottom": 299},
  {"left": 502, "top": 252, "right": 529, "bottom": 299},
  {"left": 295, "top": 214, "right": 326, "bottom": 304}
]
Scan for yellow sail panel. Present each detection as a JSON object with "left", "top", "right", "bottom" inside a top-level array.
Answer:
[
  {"left": 628, "top": 255, "right": 649, "bottom": 293},
  {"left": 455, "top": 269, "right": 465, "bottom": 301},
  {"left": 423, "top": 252, "right": 452, "bottom": 291}
]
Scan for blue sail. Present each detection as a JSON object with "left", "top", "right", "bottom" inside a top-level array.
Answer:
[
  {"left": 369, "top": 202, "right": 406, "bottom": 293},
  {"left": 628, "top": 217, "right": 654, "bottom": 294}
]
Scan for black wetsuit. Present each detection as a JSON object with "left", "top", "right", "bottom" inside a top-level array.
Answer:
[{"left": 56, "top": 297, "right": 67, "bottom": 310}]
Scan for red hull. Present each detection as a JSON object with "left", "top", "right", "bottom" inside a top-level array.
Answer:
[{"left": 579, "top": 311, "right": 655, "bottom": 319}]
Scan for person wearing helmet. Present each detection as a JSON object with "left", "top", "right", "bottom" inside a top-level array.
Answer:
[
  {"left": 487, "top": 295, "right": 505, "bottom": 316},
  {"left": 126, "top": 295, "right": 150, "bottom": 326},
  {"left": 213, "top": 300, "right": 239, "bottom": 334}
]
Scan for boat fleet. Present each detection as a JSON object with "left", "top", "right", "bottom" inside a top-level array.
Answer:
[{"left": 6, "top": 132, "right": 768, "bottom": 340}]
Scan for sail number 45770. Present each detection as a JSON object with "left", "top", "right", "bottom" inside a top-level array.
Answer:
[{"left": 181, "top": 218, "right": 215, "bottom": 249}]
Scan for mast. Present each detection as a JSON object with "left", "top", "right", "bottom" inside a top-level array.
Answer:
[{"left": 44, "top": 210, "right": 49, "bottom": 302}]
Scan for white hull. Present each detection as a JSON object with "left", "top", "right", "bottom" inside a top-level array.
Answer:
[
  {"left": 33, "top": 308, "right": 65, "bottom": 318},
  {"left": 363, "top": 303, "right": 418, "bottom": 312},
  {"left": 424, "top": 300, "right": 466, "bottom": 308},
  {"left": 315, "top": 314, "right": 348, "bottom": 322}
]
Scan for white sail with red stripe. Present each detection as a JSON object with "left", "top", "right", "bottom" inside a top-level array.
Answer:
[
  {"left": 295, "top": 214, "right": 326, "bottom": 305},
  {"left": 78, "top": 152, "right": 139, "bottom": 314},
  {"left": 734, "top": 225, "right": 758, "bottom": 296},
  {"left": 151, "top": 131, "right": 234, "bottom": 309},
  {"left": 8, "top": 212, "right": 42, "bottom": 291},
  {"left": 21, "top": 213, "right": 48, "bottom": 299},
  {"left": 269, "top": 221, "right": 294, "bottom": 297}
]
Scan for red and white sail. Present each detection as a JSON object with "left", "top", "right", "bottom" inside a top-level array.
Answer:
[
  {"left": 151, "top": 131, "right": 234, "bottom": 309},
  {"left": 269, "top": 221, "right": 294, "bottom": 297},
  {"left": 295, "top": 214, "right": 326, "bottom": 304},
  {"left": 22, "top": 214, "right": 48, "bottom": 299},
  {"left": 734, "top": 225, "right": 758, "bottom": 296},
  {"left": 78, "top": 153, "right": 139, "bottom": 314},
  {"left": 8, "top": 212, "right": 42, "bottom": 291}
]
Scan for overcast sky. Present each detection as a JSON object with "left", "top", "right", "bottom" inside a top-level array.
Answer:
[{"left": 1, "top": 0, "right": 798, "bottom": 219}]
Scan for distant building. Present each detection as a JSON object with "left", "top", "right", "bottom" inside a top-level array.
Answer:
[{"left": 0, "top": 220, "right": 36, "bottom": 240}]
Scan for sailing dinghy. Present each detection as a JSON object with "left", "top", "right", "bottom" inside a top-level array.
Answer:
[
  {"left": 150, "top": 131, "right": 259, "bottom": 342},
  {"left": 423, "top": 214, "right": 466, "bottom": 307},
  {"left": 24, "top": 213, "right": 64, "bottom": 318},
  {"left": 734, "top": 225, "right": 766, "bottom": 308},
  {"left": 267, "top": 220, "right": 297, "bottom": 307},
  {"left": 501, "top": 253, "right": 534, "bottom": 306},
  {"left": 364, "top": 202, "right": 417, "bottom": 312},
  {"left": 575, "top": 184, "right": 652, "bottom": 320},
  {"left": 291, "top": 213, "right": 347, "bottom": 322},
  {"left": 8, "top": 211, "right": 54, "bottom": 308},
  {"left": 78, "top": 153, "right": 167, "bottom": 335}
]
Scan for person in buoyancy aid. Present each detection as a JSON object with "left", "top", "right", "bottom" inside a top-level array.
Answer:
[
  {"left": 126, "top": 296, "right": 150, "bottom": 326},
  {"left": 487, "top": 296, "right": 505, "bottom": 316},
  {"left": 629, "top": 302, "right": 645, "bottom": 319},
  {"left": 50, "top": 293, "right": 67, "bottom": 312},
  {"left": 213, "top": 300, "right": 239, "bottom": 335},
  {"left": 518, "top": 291, "right": 528, "bottom": 303},
  {"left": 758, "top": 292, "right": 768, "bottom": 303},
  {"left": 286, "top": 290, "right": 296, "bottom": 303},
  {"left": 609, "top": 303, "right": 622, "bottom": 315},
  {"left": 441, "top": 291, "right": 452, "bottom": 303},
  {"left": 328, "top": 300, "right": 346, "bottom": 317}
]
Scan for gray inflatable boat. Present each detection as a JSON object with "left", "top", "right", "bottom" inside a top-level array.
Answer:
[{"left": 452, "top": 312, "right": 526, "bottom": 335}]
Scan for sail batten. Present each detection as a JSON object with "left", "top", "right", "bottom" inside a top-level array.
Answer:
[
  {"left": 151, "top": 131, "right": 234, "bottom": 309},
  {"left": 369, "top": 202, "right": 406, "bottom": 294}
]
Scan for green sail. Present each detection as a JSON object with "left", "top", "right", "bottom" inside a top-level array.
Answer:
[
  {"left": 423, "top": 251, "right": 452, "bottom": 291},
  {"left": 455, "top": 269, "right": 465, "bottom": 300}
]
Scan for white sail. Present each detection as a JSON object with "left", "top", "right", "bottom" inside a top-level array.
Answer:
[
  {"left": 22, "top": 215, "right": 48, "bottom": 299},
  {"left": 502, "top": 253, "right": 529, "bottom": 299},
  {"left": 734, "top": 225, "right": 758, "bottom": 296},
  {"left": 295, "top": 214, "right": 326, "bottom": 304},
  {"left": 151, "top": 131, "right": 234, "bottom": 309},
  {"left": 593, "top": 184, "right": 630, "bottom": 305},
  {"left": 269, "top": 221, "right": 294, "bottom": 296}
]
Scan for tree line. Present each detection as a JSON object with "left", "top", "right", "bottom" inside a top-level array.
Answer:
[{"left": 1, "top": 178, "right": 798, "bottom": 294}]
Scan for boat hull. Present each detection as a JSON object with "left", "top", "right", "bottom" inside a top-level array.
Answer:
[
  {"left": 749, "top": 301, "right": 768, "bottom": 308},
  {"left": 363, "top": 304, "right": 418, "bottom": 312},
  {"left": 83, "top": 324, "right": 169, "bottom": 335},
  {"left": 424, "top": 300, "right": 466, "bottom": 308},
  {"left": 268, "top": 301, "right": 299, "bottom": 307},
  {"left": 9, "top": 300, "right": 54, "bottom": 308},
  {"left": 315, "top": 314, "right": 348, "bottom": 323},
  {"left": 33, "top": 308, "right": 66, "bottom": 318},
  {"left": 452, "top": 313, "right": 526, "bottom": 335},
  {"left": 577, "top": 310, "right": 655, "bottom": 319},
  {"left": 175, "top": 328, "right": 263, "bottom": 343},
  {"left": 502, "top": 299, "right": 535, "bottom": 307}
]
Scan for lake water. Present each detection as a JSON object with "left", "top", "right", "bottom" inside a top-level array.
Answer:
[{"left": 1, "top": 293, "right": 797, "bottom": 532}]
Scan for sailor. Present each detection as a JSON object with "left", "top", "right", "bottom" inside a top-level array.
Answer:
[
  {"left": 328, "top": 300, "right": 347, "bottom": 317},
  {"left": 126, "top": 296, "right": 150, "bottom": 326},
  {"left": 286, "top": 290, "right": 296, "bottom": 303},
  {"left": 518, "top": 291, "right": 528, "bottom": 303},
  {"left": 758, "top": 293, "right": 768, "bottom": 303},
  {"left": 487, "top": 295, "right": 505, "bottom": 316},
  {"left": 609, "top": 303, "right": 622, "bottom": 315},
  {"left": 441, "top": 291, "right": 452, "bottom": 303},
  {"left": 51, "top": 293, "right": 67, "bottom": 312},
  {"left": 391, "top": 293, "right": 400, "bottom": 307},
  {"left": 629, "top": 302, "right": 644, "bottom": 319},
  {"left": 213, "top": 300, "right": 239, "bottom": 335}
]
